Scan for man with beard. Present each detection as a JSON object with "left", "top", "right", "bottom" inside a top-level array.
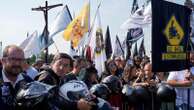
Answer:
[{"left": 0, "top": 45, "right": 33, "bottom": 110}]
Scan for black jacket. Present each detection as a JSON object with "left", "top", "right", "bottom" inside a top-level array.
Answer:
[
  {"left": 35, "top": 68, "right": 79, "bottom": 110},
  {"left": 0, "top": 70, "right": 33, "bottom": 110},
  {"left": 35, "top": 68, "right": 61, "bottom": 86}
]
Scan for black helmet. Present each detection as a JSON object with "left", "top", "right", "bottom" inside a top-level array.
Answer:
[
  {"left": 133, "top": 86, "right": 150, "bottom": 102},
  {"left": 90, "top": 84, "right": 111, "bottom": 100},
  {"left": 16, "top": 81, "right": 55, "bottom": 108},
  {"left": 101, "top": 75, "right": 122, "bottom": 94},
  {"left": 97, "top": 98, "right": 113, "bottom": 110},
  {"left": 157, "top": 84, "right": 176, "bottom": 102},
  {"left": 122, "top": 84, "right": 137, "bottom": 104}
]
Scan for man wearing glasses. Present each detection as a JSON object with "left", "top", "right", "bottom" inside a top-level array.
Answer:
[{"left": 0, "top": 45, "right": 33, "bottom": 110}]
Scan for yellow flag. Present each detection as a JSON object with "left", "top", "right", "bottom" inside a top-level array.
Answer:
[{"left": 63, "top": 2, "right": 89, "bottom": 48}]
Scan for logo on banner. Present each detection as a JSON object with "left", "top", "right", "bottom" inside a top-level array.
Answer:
[{"left": 163, "top": 15, "right": 186, "bottom": 60}]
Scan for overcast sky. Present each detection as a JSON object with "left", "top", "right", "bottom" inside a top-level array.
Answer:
[{"left": 0, "top": 0, "right": 189, "bottom": 54}]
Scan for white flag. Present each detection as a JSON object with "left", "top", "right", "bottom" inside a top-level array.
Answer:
[
  {"left": 120, "top": 2, "right": 151, "bottom": 30},
  {"left": 112, "top": 36, "right": 124, "bottom": 58},
  {"left": 20, "top": 33, "right": 33, "bottom": 49},
  {"left": 49, "top": 5, "right": 72, "bottom": 38},
  {"left": 20, "top": 31, "right": 41, "bottom": 58},
  {"left": 89, "top": 9, "right": 106, "bottom": 77},
  {"left": 69, "top": 41, "right": 77, "bottom": 57}
]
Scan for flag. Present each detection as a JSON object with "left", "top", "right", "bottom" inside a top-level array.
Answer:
[
  {"left": 39, "top": 27, "right": 54, "bottom": 50},
  {"left": 84, "top": 45, "right": 92, "bottom": 61},
  {"left": 69, "top": 41, "right": 77, "bottom": 57},
  {"left": 126, "top": 27, "right": 144, "bottom": 43},
  {"left": 63, "top": 2, "right": 90, "bottom": 48},
  {"left": 131, "top": 0, "right": 139, "bottom": 14},
  {"left": 20, "top": 31, "right": 41, "bottom": 58},
  {"left": 20, "top": 33, "right": 32, "bottom": 49},
  {"left": 112, "top": 35, "right": 124, "bottom": 58},
  {"left": 89, "top": 8, "right": 106, "bottom": 76},
  {"left": 120, "top": 1, "right": 151, "bottom": 30},
  {"left": 138, "top": 39, "right": 145, "bottom": 57},
  {"left": 131, "top": 42, "right": 138, "bottom": 57},
  {"left": 136, "top": 37, "right": 144, "bottom": 54},
  {"left": 152, "top": 0, "right": 191, "bottom": 72},
  {"left": 49, "top": 5, "right": 72, "bottom": 38},
  {"left": 104, "top": 26, "right": 112, "bottom": 59},
  {"left": 121, "top": 38, "right": 129, "bottom": 59}
]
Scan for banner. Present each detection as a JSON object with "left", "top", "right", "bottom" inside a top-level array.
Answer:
[{"left": 152, "top": 0, "right": 191, "bottom": 72}]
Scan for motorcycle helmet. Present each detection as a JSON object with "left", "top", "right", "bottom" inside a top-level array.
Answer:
[
  {"left": 16, "top": 81, "right": 55, "bottom": 108},
  {"left": 133, "top": 86, "right": 150, "bottom": 102},
  {"left": 59, "top": 80, "right": 92, "bottom": 102},
  {"left": 96, "top": 98, "right": 113, "bottom": 110},
  {"left": 122, "top": 84, "right": 137, "bottom": 104},
  {"left": 101, "top": 75, "right": 122, "bottom": 94},
  {"left": 157, "top": 84, "right": 176, "bottom": 102},
  {"left": 90, "top": 84, "right": 111, "bottom": 100}
]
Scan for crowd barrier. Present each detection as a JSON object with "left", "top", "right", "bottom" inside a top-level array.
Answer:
[{"left": 120, "top": 86, "right": 194, "bottom": 110}]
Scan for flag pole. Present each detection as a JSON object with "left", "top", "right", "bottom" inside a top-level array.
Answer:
[{"left": 32, "top": 1, "right": 62, "bottom": 63}]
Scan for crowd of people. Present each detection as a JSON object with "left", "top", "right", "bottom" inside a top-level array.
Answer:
[{"left": 0, "top": 44, "right": 194, "bottom": 110}]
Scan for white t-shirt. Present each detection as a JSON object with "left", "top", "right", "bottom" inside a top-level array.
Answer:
[{"left": 167, "top": 69, "right": 194, "bottom": 107}]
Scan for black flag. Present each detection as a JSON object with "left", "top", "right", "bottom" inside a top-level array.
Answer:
[
  {"left": 105, "top": 26, "right": 112, "bottom": 59},
  {"left": 152, "top": 0, "right": 192, "bottom": 72}
]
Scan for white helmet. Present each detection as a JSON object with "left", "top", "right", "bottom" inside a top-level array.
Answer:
[{"left": 59, "top": 80, "right": 91, "bottom": 102}]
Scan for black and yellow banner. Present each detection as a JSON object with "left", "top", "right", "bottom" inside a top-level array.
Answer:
[{"left": 152, "top": 0, "right": 191, "bottom": 72}]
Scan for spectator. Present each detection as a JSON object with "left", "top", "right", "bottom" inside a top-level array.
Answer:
[
  {"left": 122, "top": 63, "right": 137, "bottom": 85},
  {"left": 35, "top": 53, "right": 91, "bottom": 110},
  {"left": 35, "top": 53, "right": 73, "bottom": 85},
  {"left": 64, "top": 57, "right": 87, "bottom": 83},
  {"left": 114, "top": 56, "right": 125, "bottom": 76},
  {"left": 32, "top": 58, "right": 44, "bottom": 72},
  {"left": 0, "top": 45, "right": 33, "bottom": 110},
  {"left": 82, "top": 66, "right": 98, "bottom": 89},
  {"left": 101, "top": 59, "right": 119, "bottom": 80},
  {"left": 22, "top": 59, "right": 38, "bottom": 79},
  {"left": 167, "top": 52, "right": 194, "bottom": 109}
]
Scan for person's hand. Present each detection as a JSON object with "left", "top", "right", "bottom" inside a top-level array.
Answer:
[
  {"left": 142, "top": 82, "right": 149, "bottom": 87},
  {"left": 148, "top": 80, "right": 157, "bottom": 86},
  {"left": 184, "top": 70, "right": 192, "bottom": 80},
  {"left": 136, "top": 69, "right": 144, "bottom": 79},
  {"left": 77, "top": 99, "right": 92, "bottom": 110}
]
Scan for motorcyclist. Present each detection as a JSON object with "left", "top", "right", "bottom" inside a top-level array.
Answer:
[{"left": 35, "top": 53, "right": 91, "bottom": 110}]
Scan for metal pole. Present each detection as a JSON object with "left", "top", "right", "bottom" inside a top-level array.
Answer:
[{"left": 188, "top": 88, "right": 190, "bottom": 110}]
